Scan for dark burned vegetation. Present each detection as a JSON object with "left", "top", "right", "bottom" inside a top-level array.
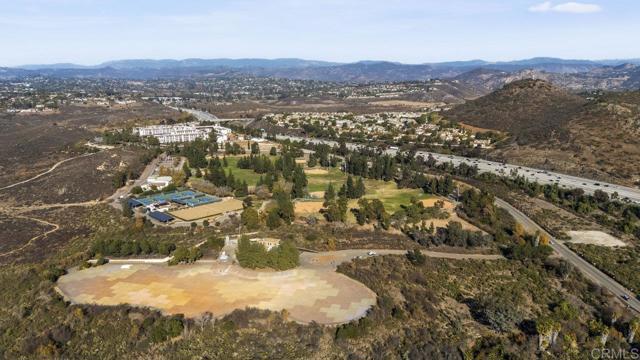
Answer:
[{"left": 0, "top": 103, "right": 178, "bottom": 187}]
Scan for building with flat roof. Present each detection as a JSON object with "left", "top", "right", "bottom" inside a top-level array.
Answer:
[
  {"left": 141, "top": 176, "right": 173, "bottom": 191},
  {"left": 133, "top": 123, "right": 231, "bottom": 144}
]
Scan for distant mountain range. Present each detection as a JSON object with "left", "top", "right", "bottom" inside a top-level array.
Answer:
[
  {"left": 17, "top": 58, "right": 341, "bottom": 71},
  {"left": 14, "top": 57, "right": 640, "bottom": 71},
  {"left": 2, "top": 57, "right": 640, "bottom": 90}
]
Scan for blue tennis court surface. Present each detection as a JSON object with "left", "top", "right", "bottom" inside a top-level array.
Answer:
[{"left": 130, "top": 190, "right": 220, "bottom": 208}]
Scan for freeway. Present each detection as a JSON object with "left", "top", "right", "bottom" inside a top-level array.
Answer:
[
  {"left": 169, "top": 107, "right": 218, "bottom": 122},
  {"left": 275, "top": 135, "right": 640, "bottom": 204},
  {"left": 171, "top": 106, "right": 254, "bottom": 123},
  {"left": 178, "top": 105, "right": 640, "bottom": 202},
  {"left": 495, "top": 197, "right": 640, "bottom": 313}
]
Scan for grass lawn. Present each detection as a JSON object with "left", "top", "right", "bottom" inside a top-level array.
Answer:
[
  {"left": 306, "top": 167, "right": 350, "bottom": 192},
  {"left": 211, "top": 158, "right": 432, "bottom": 216},
  {"left": 304, "top": 166, "right": 432, "bottom": 214},
  {"left": 222, "top": 155, "right": 276, "bottom": 186}
]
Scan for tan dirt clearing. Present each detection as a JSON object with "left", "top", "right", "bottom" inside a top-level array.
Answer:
[
  {"left": 566, "top": 231, "right": 627, "bottom": 247},
  {"left": 169, "top": 198, "right": 244, "bottom": 221},
  {"left": 295, "top": 200, "right": 324, "bottom": 215},
  {"left": 56, "top": 262, "right": 376, "bottom": 325},
  {"left": 304, "top": 168, "right": 329, "bottom": 175}
]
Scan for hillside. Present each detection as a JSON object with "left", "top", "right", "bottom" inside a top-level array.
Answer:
[
  {"left": 445, "top": 79, "right": 587, "bottom": 144},
  {"left": 446, "top": 80, "right": 640, "bottom": 184}
]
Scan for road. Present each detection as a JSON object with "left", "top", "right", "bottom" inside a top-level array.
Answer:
[
  {"left": 170, "top": 107, "right": 255, "bottom": 124},
  {"left": 0, "top": 152, "right": 96, "bottom": 192},
  {"left": 107, "top": 154, "right": 163, "bottom": 209},
  {"left": 275, "top": 135, "right": 640, "bottom": 204},
  {"left": 494, "top": 197, "right": 640, "bottom": 313},
  {"left": 179, "top": 106, "right": 640, "bottom": 202}
]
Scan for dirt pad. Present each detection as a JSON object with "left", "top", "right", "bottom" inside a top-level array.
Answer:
[
  {"left": 170, "top": 199, "right": 244, "bottom": 221},
  {"left": 567, "top": 231, "right": 626, "bottom": 247},
  {"left": 57, "top": 262, "right": 376, "bottom": 325}
]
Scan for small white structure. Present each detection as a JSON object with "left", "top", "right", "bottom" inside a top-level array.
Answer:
[
  {"left": 141, "top": 176, "right": 173, "bottom": 191},
  {"left": 249, "top": 238, "right": 281, "bottom": 251}
]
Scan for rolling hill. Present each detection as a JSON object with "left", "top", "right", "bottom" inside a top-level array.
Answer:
[
  {"left": 445, "top": 80, "right": 640, "bottom": 184},
  {"left": 445, "top": 79, "right": 587, "bottom": 144}
]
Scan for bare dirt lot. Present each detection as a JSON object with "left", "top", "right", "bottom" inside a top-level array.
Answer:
[
  {"left": 566, "top": 231, "right": 627, "bottom": 247},
  {"left": 57, "top": 261, "right": 376, "bottom": 325},
  {"left": 170, "top": 198, "right": 244, "bottom": 221}
]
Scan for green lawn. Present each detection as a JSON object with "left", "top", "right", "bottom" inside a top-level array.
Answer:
[
  {"left": 222, "top": 156, "right": 265, "bottom": 185},
  {"left": 210, "top": 157, "right": 431, "bottom": 214},
  {"left": 305, "top": 167, "right": 350, "bottom": 192},
  {"left": 305, "top": 166, "right": 431, "bottom": 214}
]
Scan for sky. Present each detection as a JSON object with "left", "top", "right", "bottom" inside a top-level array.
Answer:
[{"left": 0, "top": 0, "right": 638, "bottom": 66}]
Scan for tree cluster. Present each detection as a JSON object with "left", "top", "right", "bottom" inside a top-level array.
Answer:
[
  {"left": 235, "top": 237, "right": 299, "bottom": 270},
  {"left": 321, "top": 183, "right": 349, "bottom": 222},
  {"left": 352, "top": 198, "right": 389, "bottom": 229},
  {"left": 90, "top": 238, "right": 176, "bottom": 257}
]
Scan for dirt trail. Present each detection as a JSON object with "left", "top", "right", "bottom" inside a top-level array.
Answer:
[
  {"left": 9, "top": 201, "right": 100, "bottom": 213},
  {"left": 0, "top": 152, "right": 97, "bottom": 191},
  {"left": 0, "top": 213, "right": 60, "bottom": 257}
]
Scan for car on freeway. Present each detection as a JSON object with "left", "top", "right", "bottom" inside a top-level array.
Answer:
[{"left": 622, "top": 294, "right": 631, "bottom": 301}]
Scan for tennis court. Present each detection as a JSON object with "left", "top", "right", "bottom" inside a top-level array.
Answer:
[{"left": 130, "top": 190, "right": 219, "bottom": 207}]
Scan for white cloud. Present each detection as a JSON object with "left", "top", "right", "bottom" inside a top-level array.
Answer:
[
  {"left": 528, "top": 1, "right": 602, "bottom": 14},
  {"left": 529, "top": 1, "right": 552, "bottom": 12},
  {"left": 552, "top": 2, "right": 602, "bottom": 13}
]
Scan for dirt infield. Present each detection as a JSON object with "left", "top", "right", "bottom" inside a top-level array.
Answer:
[
  {"left": 169, "top": 199, "right": 244, "bottom": 221},
  {"left": 56, "top": 262, "right": 376, "bottom": 325}
]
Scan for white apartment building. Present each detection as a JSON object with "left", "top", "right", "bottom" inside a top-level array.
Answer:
[{"left": 134, "top": 123, "right": 232, "bottom": 144}]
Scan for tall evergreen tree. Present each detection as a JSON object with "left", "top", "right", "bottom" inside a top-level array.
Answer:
[
  {"left": 355, "top": 177, "right": 366, "bottom": 198},
  {"left": 324, "top": 183, "right": 336, "bottom": 207}
]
